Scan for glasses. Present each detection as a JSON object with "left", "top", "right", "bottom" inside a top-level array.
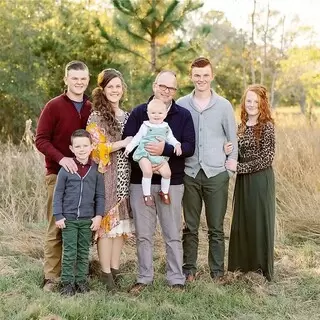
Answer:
[{"left": 156, "top": 83, "right": 177, "bottom": 94}]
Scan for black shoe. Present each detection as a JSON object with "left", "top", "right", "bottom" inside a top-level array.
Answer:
[
  {"left": 60, "top": 283, "right": 75, "bottom": 296},
  {"left": 75, "top": 281, "right": 90, "bottom": 293}
]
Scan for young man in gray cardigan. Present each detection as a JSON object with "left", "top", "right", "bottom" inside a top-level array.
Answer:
[
  {"left": 53, "top": 129, "right": 105, "bottom": 295},
  {"left": 177, "top": 57, "right": 238, "bottom": 282}
]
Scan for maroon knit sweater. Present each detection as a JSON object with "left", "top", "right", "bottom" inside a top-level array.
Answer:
[{"left": 35, "top": 92, "right": 91, "bottom": 175}]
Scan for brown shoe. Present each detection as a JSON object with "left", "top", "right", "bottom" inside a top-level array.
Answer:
[
  {"left": 143, "top": 195, "right": 154, "bottom": 206},
  {"left": 158, "top": 191, "right": 171, "bottom": 205},
  {"left": 128, "top": 282, "right": 148, "bottom": 295},
  {"left": 100, "top": 271, "right": 115, "bottom": 291},
  {"left": 111, "top": 268, "right": 123, "bottom": 286},
  {"left": 43, "top": 279, "right": 58, "bottom": 292},
  {"left": 169, "top": 284, "right": 186, "bottom": 291},
  {"left": 185, "top": 274, "right": 196, "bottom": 282},
  {"left": 211, "top": 274, "right": 227, "bottom": 285}
]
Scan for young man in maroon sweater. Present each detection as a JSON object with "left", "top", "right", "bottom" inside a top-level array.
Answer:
[{"left": 35, "top": 61, "right": 91, "bottom": 291}]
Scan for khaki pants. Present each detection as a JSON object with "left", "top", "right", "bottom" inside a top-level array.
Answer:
[
  {"left": 130, "top": 183, "right": 185, "bottom": 286},
  {"left": 43, "top": 174, "right": 62, "bottom": 280}
]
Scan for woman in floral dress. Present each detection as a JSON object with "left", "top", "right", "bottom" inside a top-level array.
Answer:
[{"left": 87, "top": 68, "right": 134, "bottom": 290}]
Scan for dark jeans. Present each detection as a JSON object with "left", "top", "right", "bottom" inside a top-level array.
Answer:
[
  {"left": 61, "top": 219, "right": 92, "bottom": 284},
  {"left": 182, "top": 170, "right": 229, "bottom": 277}
]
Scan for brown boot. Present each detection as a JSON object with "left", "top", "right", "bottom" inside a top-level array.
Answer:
[
  {"left": 100, "top": 271, "right": 115, "bottom": 291},
  {"left": 111, "top": 268, "right": 122, "bottom": 286},
  {"left": 43, "top": 278, "right": 59, "bottom": 292}
]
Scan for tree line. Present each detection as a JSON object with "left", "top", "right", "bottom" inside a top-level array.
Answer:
[{"left": 1, "top": 0, "right": 319, "bottom": 142}]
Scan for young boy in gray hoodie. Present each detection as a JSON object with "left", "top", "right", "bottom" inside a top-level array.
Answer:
[{"left": 53, "top": 129, "right": 105, "bottom": 295}]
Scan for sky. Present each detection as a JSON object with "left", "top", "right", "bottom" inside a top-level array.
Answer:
[{"left": 201, "top": 0, "right": 320, "bottom": 44}]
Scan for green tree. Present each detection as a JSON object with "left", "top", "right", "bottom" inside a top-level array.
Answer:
[
  {"left": 0, "top": 0, "right": 53, "bottom": 142},
  {"left": 184, "top": 10, "right": 246, "bottom": 105},
  {"left": 0, "top": 0, "right": 114, "bottom": 142},
  {"left": 96, "top": 0, "right": 203, "bottom": 73},
  {"left": 277, "top": 46, "right": 320, "bottom": 115}
]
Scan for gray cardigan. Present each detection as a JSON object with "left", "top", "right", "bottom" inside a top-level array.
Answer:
[
  {"left": 177, "top": 90, "right": 238, "bottom": 178},
  {"left": 53, "top": 162, "right": 105, "bottom": 221}
]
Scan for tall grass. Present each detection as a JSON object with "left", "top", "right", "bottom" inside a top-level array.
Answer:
[
  {"left": 1, "top": 113, "right": 319, "bottom": 242},
  {"left": 274, "top": 115, "right": 320, "bottom": 245},
  {"left": 0, "top": 112, "right": 320, "bottom": 319},
  {"left": 0, "top": 144, "right": 46, "bottom": 224}
]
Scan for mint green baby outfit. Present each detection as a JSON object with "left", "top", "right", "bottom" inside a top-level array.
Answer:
[{"left": 133, "top": 126, "right": 170, "bottom": 165}]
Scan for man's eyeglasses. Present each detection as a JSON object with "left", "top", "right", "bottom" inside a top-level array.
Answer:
[{"left": 156, "top": 83, "right": 177, "bottom": 94}]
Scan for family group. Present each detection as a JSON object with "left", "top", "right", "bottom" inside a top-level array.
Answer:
[{"left": 35, "top": 57, "right": 275, "bottom": 296}]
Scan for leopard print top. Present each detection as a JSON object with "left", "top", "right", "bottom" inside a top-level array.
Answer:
[
  {"left": 115, "top": 113, "right": 131, "bottom": 202},
  {"left": 237, "top": 122, "right": 275, "bottom": 174}
]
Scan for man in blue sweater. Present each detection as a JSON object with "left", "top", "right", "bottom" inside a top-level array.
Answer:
[{"left": 123, "top": 70, "right": 195, "bottom": 292}]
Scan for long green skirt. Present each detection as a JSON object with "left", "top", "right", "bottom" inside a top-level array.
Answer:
[{"left": 228, "top": 166, "right": 275, "bottom": 281}]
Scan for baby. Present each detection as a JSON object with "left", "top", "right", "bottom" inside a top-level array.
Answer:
[{"left": 124, "top": 99, "right": 181, "bottom": 206}]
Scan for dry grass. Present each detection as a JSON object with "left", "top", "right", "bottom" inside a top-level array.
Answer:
[
  {"left": 0, "top": 111, "right": 320, "bottom": 279},
  {"left": 0, "top": 112, "right": 320, "bottom": 319}
]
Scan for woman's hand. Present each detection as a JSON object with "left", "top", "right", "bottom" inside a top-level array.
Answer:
[
  {"left": 122, "top": 136, "right": 132, "bottom": 148},
  {"left": 225, "top": 159, "right": 237, "bottom": 172},
  {"left": 224, "top": 142, "right": 233, "bottom": 155}
]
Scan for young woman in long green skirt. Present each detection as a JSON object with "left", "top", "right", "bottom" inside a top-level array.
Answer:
[{"left": 225, "top": 84, "right": 275, "bottom": 281}]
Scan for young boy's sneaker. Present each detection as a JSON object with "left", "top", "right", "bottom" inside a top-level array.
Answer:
[
  {"left": 75, "top": 281, "right": 90, "bottom": 294},
  {"left": 60, "top": 282, "right": 75, "bottom": 296}
]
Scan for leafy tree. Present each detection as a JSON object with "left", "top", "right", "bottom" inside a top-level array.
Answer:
[
  {"left": 0, "top": 0, "right": 114, "bottom": 141},
  {"left": 96, "top": 0, "right": 203, "bottom": 73},
  {"left": 184, "top": 10, "right": 246, "bottom": 105},
  {"left": 0, "top": 0, "right": 53, "bottom": 142},
  {"left": 278, "top": 47, "right": 320, "bottom": 115}
]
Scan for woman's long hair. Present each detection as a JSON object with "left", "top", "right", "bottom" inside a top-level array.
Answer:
[
  {"left": 91, "top": 68, "right": 127, "bottom": 137},
  {"left": 238, "top": 84, "right": 274, "bottom": 144}
]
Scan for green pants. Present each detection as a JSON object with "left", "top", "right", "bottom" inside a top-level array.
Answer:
[
  {"left": 61, "top": 219, "right": 92, "bottom": 284},
  {"left": 182, "top": 170, "right": 229, "bottom": 277}
]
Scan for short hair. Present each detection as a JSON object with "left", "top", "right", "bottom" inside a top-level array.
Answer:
[
  {"left": 147, "top": 98, "right": 167, "bottom": 111},
  {"left": 190, "top": 57, "right": 213, "bottom": 73},
  {"left": 70, "top": 129, "right": 92, "bottom": 144},
  {"left": 65, "top": 61, "right": 89, "bottom": 77},
  {"left": 154, "top": 70, "right": 177, "bottom": 83}
]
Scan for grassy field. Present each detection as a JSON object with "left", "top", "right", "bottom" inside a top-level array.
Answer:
[{"left": 0, "top": 110, "right": 319, "bottom": 320}]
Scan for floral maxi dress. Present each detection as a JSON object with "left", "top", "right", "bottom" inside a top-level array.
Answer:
[{"left": 87, "top": 111, "right": 134, "bottom": 238}]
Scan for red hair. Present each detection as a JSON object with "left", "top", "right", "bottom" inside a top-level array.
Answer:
[
  {"left": 190, "top": 57, "right": 213, "bottom": 73},
  {"left": 239, "top": 84, "right": 274, "bottom": 144}
]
